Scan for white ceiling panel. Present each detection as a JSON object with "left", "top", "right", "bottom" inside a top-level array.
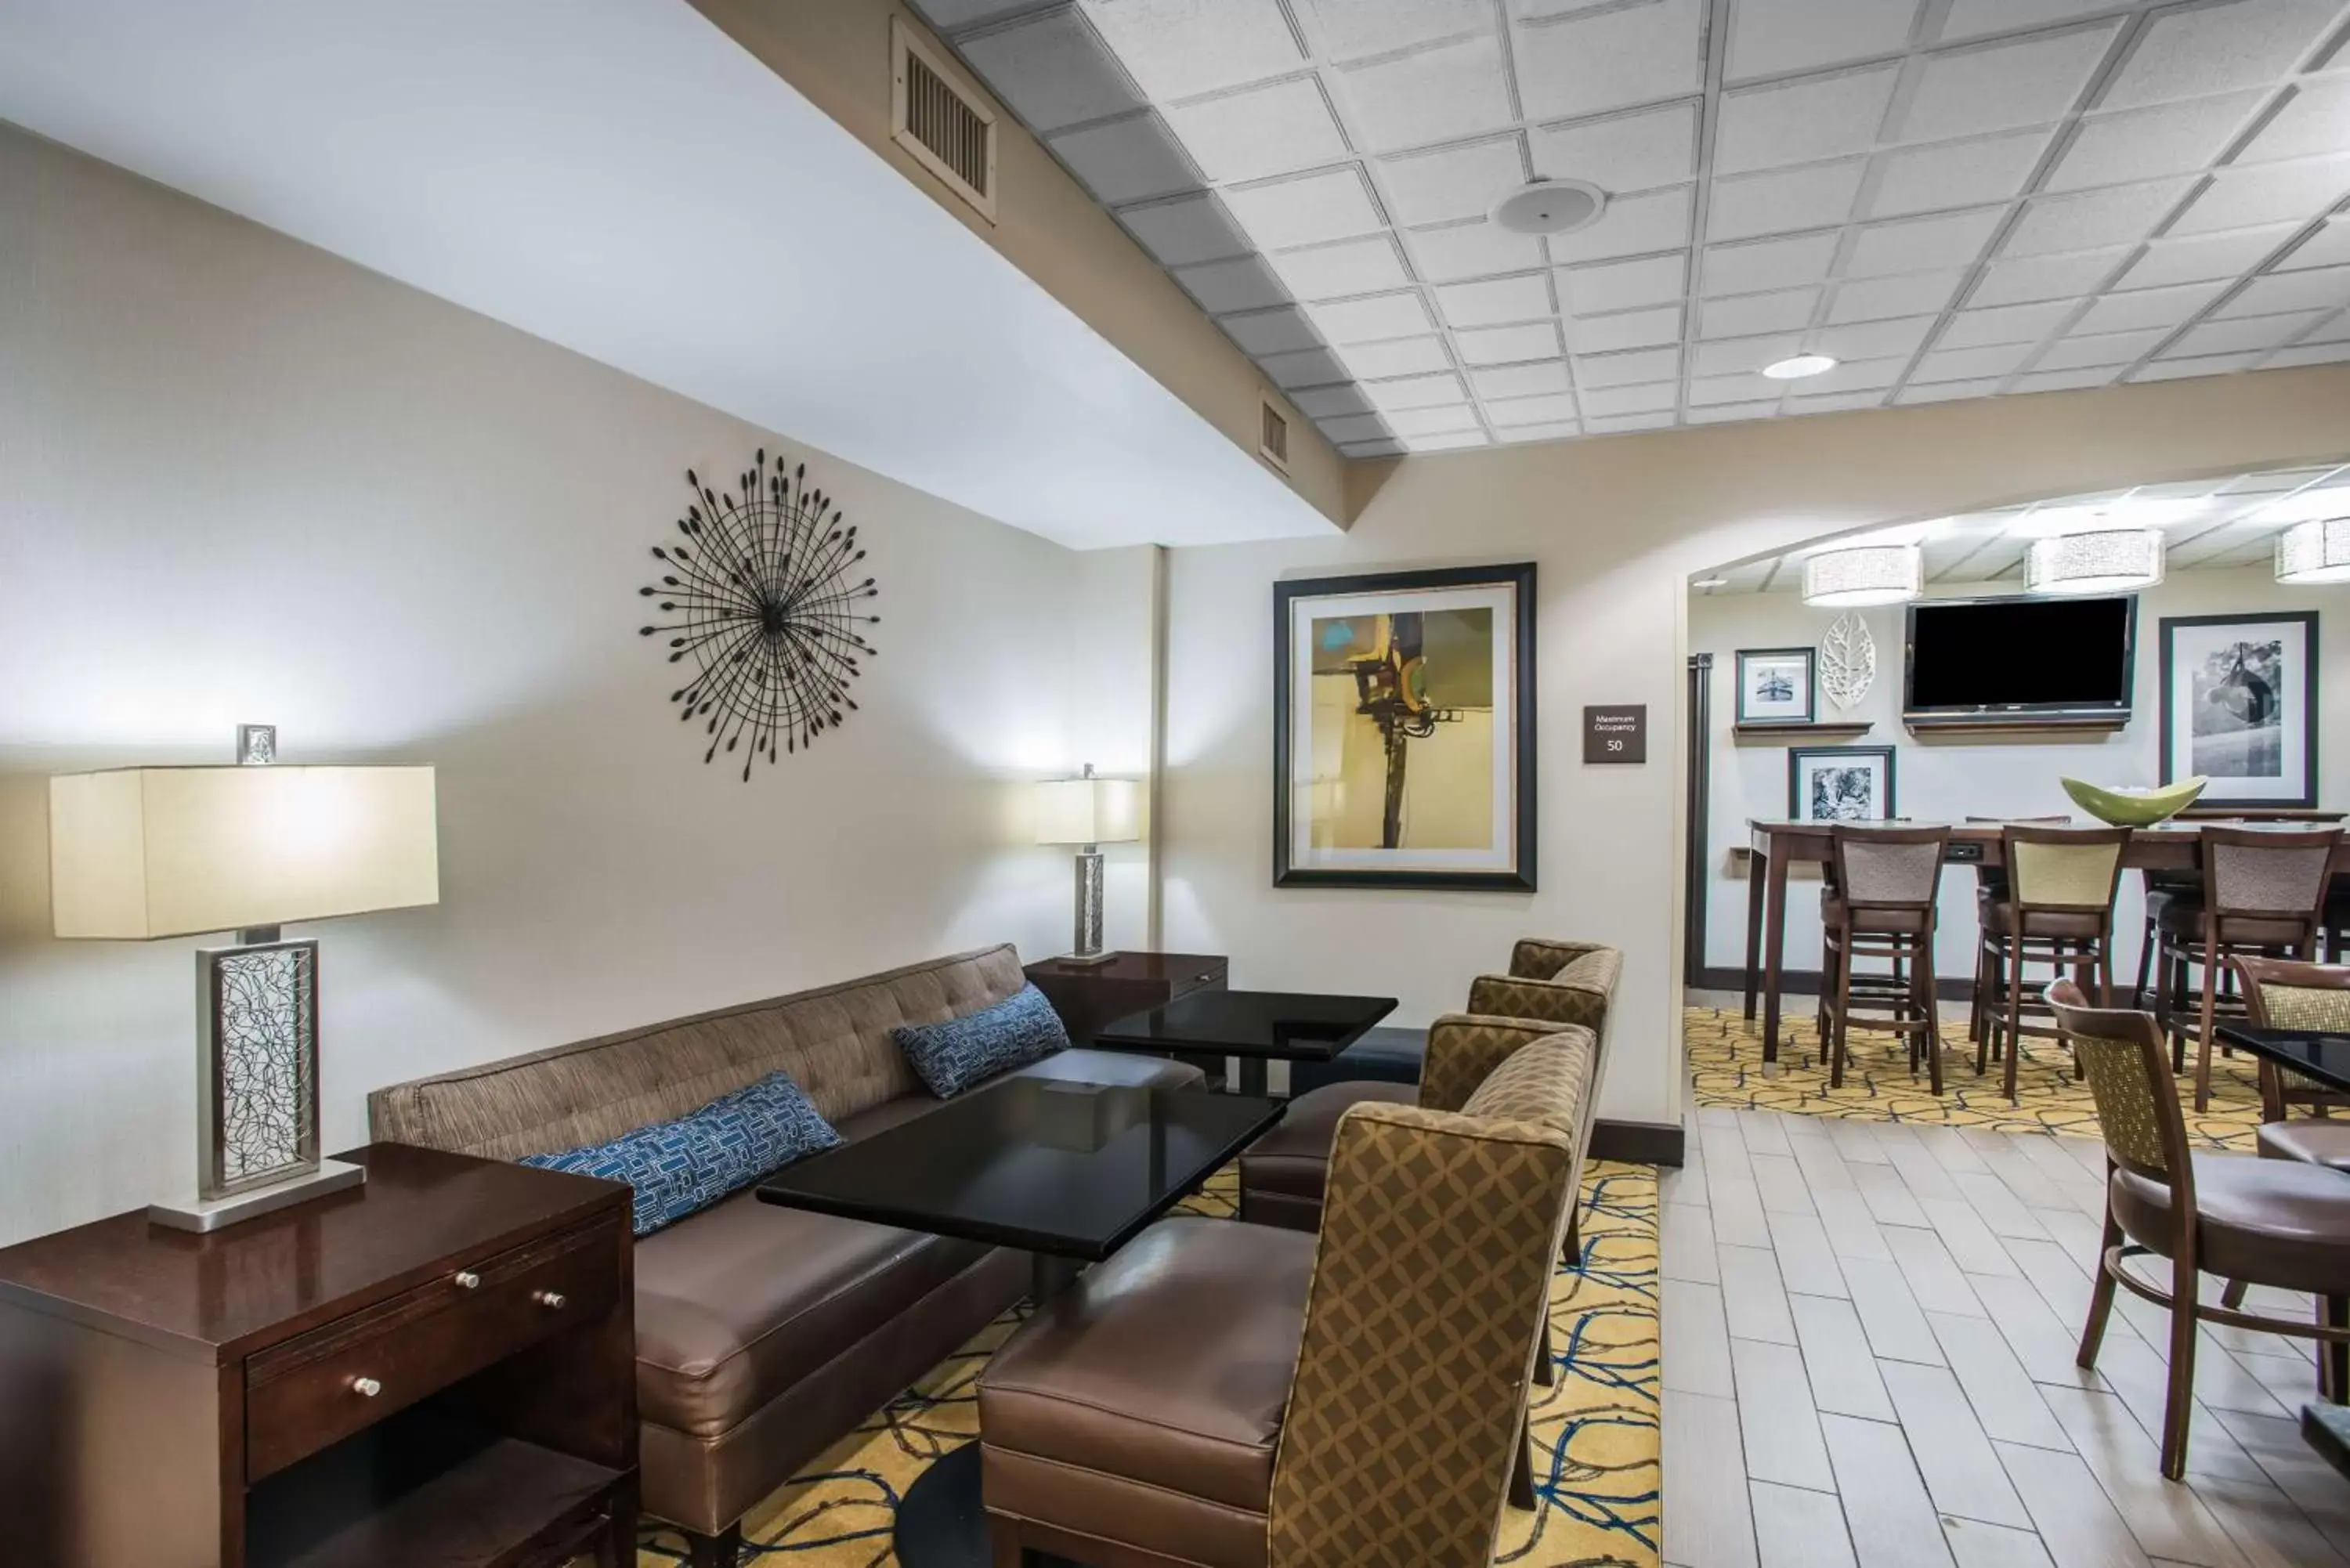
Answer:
[
  {"left": 1436, "top": 273, "right": 1556, "bottom": 327},
  {"left": 960, "top": 11, "right": 1145, "bottom": 132},
  {"left": 1162, "top": 77, "right": 1347, "bottom": 182},
  {"left": 2215, "top": 264, "right": 2350, "bottom": 316},
  {"left": 1560, "top": 251, "right": 1689, "bottom": 313},
  {"left": 2170, "top": 309, "right": 2329, "bottom": 354},
  {"left": 2168, "top": 155, "right": 2350, "bottom": 235},
  {"left": 1913, "top": 341, "right": 2037, "bottom": 380},
  {"left": 1405, "top": 220, "right": 1549, "bottom": 283},
  {"left": 1871, "top": 131, "right": 2053, "bottom": 218},
  {"left": 1338, "top": 34, "right": 1515, "bottom": 151},
  {"left": 1256, "top": 345, "right": 1350, "bottom": 388},
  {"left": 1121, "top": 193, "right": 1253, "bottom": 266},
  {"left": 1846, "top": 207, "right": 2007, "bottom": 273},
  {"left": 1220, "top": 304, "right": 1320, "bottom": 353},
  {"left": 1486, "top": 390, "right": 1582, "bottom": 423},
  {"left": 2280, "top": 218, "right": 2350, "bottom": 269},
  {"left": 1702, "top": 231, "right": 1842, "bottom": 294},
  {"left": 1290, "top": 382, "right": 1375, "bottom": 417},
  {"left": 2237, "top": 78, "right": 2350, "bottom": 164},
  {"left": 1377, "top": 138, "right": 1528, "bottom": 226},
  {"left": 1364, "top": 371, "right": 1471, "bottom": 410},
  {"left": 2113, "top": 223, "right": 2301, "bottom": 288},
  {"left": 1511, "top": 0, "right": 1705, "bottom": 121},
  {"left": 1726, "top": 0, "right": 1921, "bottom": 81},
  {"left": 2030, "top": 325, "right": 2174, "bottom": 367},
  {"left": 1570, "top": 303, "right": 1685, "bottom": 352},
  {"left": 1810, "top": 314, "right": 1940, "bottom": 359},
  {"left": 1701, "top": 287, "right": 1824, "bottom": 336},
  {"left": 2096, "top": 0, "right": 2343, "bottom": 110},
  {"left": 2043, "top": 92, "right": 2266, "bottom": 192},
  {"left": 1292, "top": 0, "right": 1488, "bottom": 62},
  {"left": 1898, "top": 23, "right": 2120, "bottom": 143},
  {"left": 1543, "top": 184, "right": 1696, "bottom": 261},
  {"left": 1938, "top": 298, "right": 2081, "bottom": 347},
  {"left": 1940, "top": 0, "right": 2126, "bottom": 42},
  {"left": 1077, "top": 0, "right": 1304, "bottom": 101},
  {"left": 1969, "top": 247, "right": 2130, "bottom": 304},
  {"left": 1708, "top": 161, "right": 1867, "bottom": 240},
  {"left": 1174, "top": 253, "right": 1289, "bottom": 311},
  {"left": 2132, "top": 350, "right": 2265, "bottom": 378},
  {"left": 1716, "top": 66, "right": 1902, "bottom": 174},
  {"left": 1826, "top": 268, "right": 1969, "bottom": 321},
  {"left": 1049, "top": 114, "right": 1202, "bottom": 202},
  {"left": 1578, "top": 381, "right": 1680, "bottom": 416},
  {"left": 1265, "top": 234, "right": 1414, "bottom": 299},
  {"left": 1455, "top": 321, "right": 1566, "bottom": 363},
  {"left": 1575, "top": 345, "right": 1684, "bottom": 386},
  {"left": 1338, "top": 335, "right": 1458, "bottom": 378},
  {"left": 1695, "top": 334, "right": 1802, "bottom": 374},
  {"left": 1493, "top": 419, "right": 1582, "bottom": 440},
  {"left": 1529, "top": 101, "right": 1701, "bottom": 193},
  {"left": 2000, "top": 178, "right": 2193, "bottom": 255},
  {"left": 1306, "top": 290, "right": 1437, "bottom": 342},
  {"left": 2069, "top": 278, "right": 2232, "bottom": 332},
  {"left": 1471, "top": 359, "right": 1574, "bottom": 399},
  {"left": 1221, "top": 166, "right": 1386, "bottom": 248}
]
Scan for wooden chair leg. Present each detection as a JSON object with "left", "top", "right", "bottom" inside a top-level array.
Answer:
[
  {"left": 685, "top": 1524, "right": 744, "bottom": 1568},
  {"left": 1509, "top": 1412, "right": 1538, "bottom": 1510},
  {"left": 1969, "top": 941, "right": 1987, "bottom": 1051},
  {"left": 2135, "top": 915, "right": 2157, "bottom": 1007},
  {"left": 2325, "top": 1296, "right": 2350, "bottom": 1405},
  {"left": 1918, "top": 934, "right": 1943, "bottom": 1096},
  {"left": 989, "top": 1514, "right": 1032, "bottom": 1568},
  {"left": 2077, "top": 1199, "right": 2121, "bottom": 1372},
  {"left": 1830, "top": 934, "right": 1854, "bottom": 1089},
  {"left": 2221, "top": 1278, "right": 2248, "bottom": 1310},
  {"left": 2160, "top": 1253, "right": 2200, "bottom": 1480},
  {"left": 2003, "top": 941, "right": 2026, "bottom": 1104},
  {"left": 1534, "top": 1314, "right": 1556, "bottom": 1387},
  {"left": 2195, "top": 923, "right": 2220, "bottom": 1114}
]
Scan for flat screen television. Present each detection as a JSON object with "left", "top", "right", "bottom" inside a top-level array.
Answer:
[{"left": 1904, "top": 594, "right": 2137, "bottom": 724}]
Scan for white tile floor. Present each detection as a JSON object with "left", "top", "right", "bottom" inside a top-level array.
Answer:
[{"left": 1660, "top": 1105, "right": 2350, "bottom": 1568}]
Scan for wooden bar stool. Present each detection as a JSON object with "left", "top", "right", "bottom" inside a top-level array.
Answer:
[
  {"left": 1976, "top": 825, "right": 2131, "bottom": 1104},
  {"left": 1962, "top": 815, "right": 2070, "bottom": 1051},
  {"left": 1820, "top": 824, "right": 1950, "bottom": 1093}
]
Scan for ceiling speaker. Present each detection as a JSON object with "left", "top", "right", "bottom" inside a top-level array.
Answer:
[{"left": 1488, "top": 179, "right": 1607, "bottom": 237}]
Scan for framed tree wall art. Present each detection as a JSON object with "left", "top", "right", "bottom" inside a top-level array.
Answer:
[
  {"left": 1274, "top": 562, "right": 1537, "bottom": 890},
  {"left": 2159, "top": 612, "right": 2319, "bottom": 808}
]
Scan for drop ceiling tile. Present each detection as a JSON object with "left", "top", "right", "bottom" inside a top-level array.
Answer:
[
  {"left": 1378, "top": 139, "right": 1528, "bottom": 226},
  {"left": 1383, "top": 403, "right": 1485, "bottom": 435},
  {"left": 2237, "top": 80, "right": 2350, "bottom": 165},
  {"left": 1255, "top": 345, "right": 1351, "bottom": 388},
  {"left": 1576, "top": 381, "right": 1679, "bottom": 416},
  {"left": 2098, "top": 0, "right": 2343, "bottom": 111},
  {"left": 1871, "top": 130, "right": 2052, "bottom": 219},
  {"left": 2169, "top": 157, "right": 2350, "bottom": 237},
  {"left": 1726, "top": 0, "right": 1918, "bottom": 81},
  {"left": 1939, "top": 0, "right": 2122, "bottom": 42},
  {"left": 1119, "top": 193, "right": 1253, "bottom": 266},
  {"left": 1846, "top": 208, "right": 2006, "bottom": 275},
  {"left": 1827, "top": 269, "right": 1968, "bottom": 321},
  {"left": 1686, "top": 399, "right": 1785, "bottom": 423},
  {"left": 1306, "top": 290, "right": 1437, "bottom": 342},
  {"left": 961, "top": 11, "right": 1144, "bottom": 132},
  {"left": 1338, "top": 335, "right": 1456, "bottom": 378},
  {"left": 1317, "top": 412, "right": 1394, "bottom": 443},
  {"left": 1913, "top": 342, "right": 2036, "bottom": 380},
  {"left": 1174, "top": 255, "right": 1289, "bottom": 312},
  {"left": 1701, "top": 287, "right": 1822, "bottom": 337},
  {"left": 1220, "top": 305, "right": 1323, "bottom": 353},
  {"left": 1813, "top": 315, "right": 1940, "bottom": 359},
  {"left": 2009, "top": 365, "right": 2124, "bottom": 392},
  {"left": 1222, "top": 168, "right": 1388, "bottom": 250},
  {"left": 2070, "top": 279, "right": 2230, "bottom": 333},
  {"left": 910, "top": 0, "right": 1053, "bottom": 28},
  {"left": 1709, "top": 161, "right": 1867, "bottom": 242},
  {"left": 1364, "top": 371, "right": 1472, "bottom": 410},
  {"left": 1339, "top": 33, "right": 1516, "bottom": 152},
  {"left": 1529, "top": 101, "right": 1701, "bottom": 193},
  {"left": 1455, "top": 321, "right": 1567, "bottom": 363},
  {"left": 2001, "top": 179, "right": 2192, "bottom": 256},
  {"left": 2268, "top": 340, "right": 2350, "bottom": 367},
  {"left": 1512, "top": 0, "right": 1705, "bottom": 121},
  {"left": 2113, "top": 225, "right": 2300, "bottom": 289},
  {"left": 1546, "top": 186, "right": 1696, "bottom": 262},
  {"left": 2278, "top": 219, "right": 2350, "bottom": 272},
  {"left": 1290, "top": 383, "right": 1376, "bottom": 417},
  {"left": 1569, "top": 304, "right": 1684, "bottom": 352},
  {"left": 1575, "top": 345, "right": 1683, "bottom": 386},
  {"left": 2301, "top": 309, "right": 2350, "bottom": 345},
  {"left": 1404, "top": 428, "right": 1495, "bottom": 450},
  {"left": 2130, "top": 351, "right": 2263, "bottom": 380},
  {"left": 1690, "top": 371, "right": 1782, "bottom": 404},
  {"left": 1701, "top": 232, "right": 1841, "bottom": 296},
  {"left": 1937, "top": 299, "right": 2079, "bottom": 349},
  {"left": 2170, "top": 311, "right": 2329, "bottom": 356},
  {"left": 1471, "top": 360, "right": 1573, "bottom": 399},
  {"left": 2217, "top": 266, "right": 2350, "bottom": 319},
  {"left": 1436, "top": 273, "right": 1555, "bottom": 327},
  {"left": 2032, "top": 326, "right": 2171, "bottom": 369},
  {"left": 1049, "top": 114, "right": 1202, "bottom": 202},
  {"left": 1716, "top": 66, "right": 1901, "bottom": 175},
  {"left": 2044, "top": 92, "right": 2265, "bottom": 193},
  {"left": 1969, "top": 247, "right": 2129, "bottom": 305},
  {"left": 1405, "top": 222, "right": 1550, "bottom": 283},
  {"left": 1487, "top": 391, "right": 1582, "bottom": 425},
  {"left": 1694, "top": 334, "right": 1802, "bottom": 375},
  {"left": 1162, "top": 78, "right": 1347, "bottom": 183},
  {"left": 1796, "top": 356, "right": 1907, "bottom": 392},
  {"left": 1498, "top": 420, "right": 1585, "bottom": 442},
  {"left": 1559, "top": 251, "right": 1688, "bottom": 313},
  {"left": 1339, "top": 436, "right": 1409, "bottom": 457},
  {"left": 1585, "top": 410, "right": 1681, "bottom": 432},
  {"left": 1897, "top": 376, "right": 2008, "bottom": 401},
  {"left": 1079, "top": 0, "right": 1304, "bottom": 100},
  {"left": 1265, "top": 235, "right": 1414, "bottom": 300},
  {"left": 1899, "top": 23, "right": 2120, "bottom": 142},
  {"left": 1293, "top": 0, "right": 1489, "bottom": 61},
  {"left": 1785, "top": 388, "right": 1894, "bottom": 413}
]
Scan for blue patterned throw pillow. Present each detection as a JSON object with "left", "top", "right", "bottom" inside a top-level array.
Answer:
[
  {"left": 892, "top": 984, "right": 1070, "bottom": 1098},
  {"left": 520, "top": 1071, "right": 842, "bottom": 1236}
]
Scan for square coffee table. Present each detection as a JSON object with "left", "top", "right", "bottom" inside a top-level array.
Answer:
[{"left": 1092, "top": 988, "right": 1399, "bottom": 1096}]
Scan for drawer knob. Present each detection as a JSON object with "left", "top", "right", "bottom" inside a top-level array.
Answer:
[
  {"left": 532, "top": 1289, "right": 568, "bottom": 1310},
  {"left": 351, "top": 1376, "right": 383, "bottom": 1398},
  {"left": 452, "top": 1270, "right": 481, "bottom": 1291}
]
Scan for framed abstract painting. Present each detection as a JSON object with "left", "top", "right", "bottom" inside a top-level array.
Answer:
[
  {"left": 1788, "top": 745, "right": 1896, "bottom": 823},
  {"left": 1273, "top": 563, "right": 1537, "bottom": 890}
]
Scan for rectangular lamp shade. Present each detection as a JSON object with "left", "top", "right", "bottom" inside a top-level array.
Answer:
[
  {"left": 51, "top": 765, "right": 439, "bottom": 939},
  {"left": 1035, "top": 776, "right": 1141, "bottom": 846}
]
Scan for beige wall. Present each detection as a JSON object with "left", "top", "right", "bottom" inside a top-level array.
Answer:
[
  {"left": 689, "top": 0, "right": 1347, "bottom": 529},
  {"left": 1159, "top": 369, "right": 2350, "bottom": 1132},
  {"left": 0, "top": 125, "right": 1152, "bottom": 1245}
]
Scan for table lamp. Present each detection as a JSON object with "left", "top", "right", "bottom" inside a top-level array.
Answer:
[
  {"left": 48, "top": 726, "right": 439, "bottom": 1231},
  {"left": 1035, "top": 764, "right": 1140, "bottom": 965}
]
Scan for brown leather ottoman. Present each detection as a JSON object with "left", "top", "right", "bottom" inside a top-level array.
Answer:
[{"left": 1235, "top": 1081, "right": 1412, "bottom": 1230}]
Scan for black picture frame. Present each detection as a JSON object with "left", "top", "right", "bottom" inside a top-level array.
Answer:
[
  {"left": 1273, "top": 562, "right": 1538, "bottom": 891},
  {"left": 1734, "top": 646, "right": 1817, "bottom": 726},
  {"left": 2157, "top": 611, "right": 2319, "bottom": 809},
  {"left": 1788, "top": 745, "right": 1897, "bottom": 822}
]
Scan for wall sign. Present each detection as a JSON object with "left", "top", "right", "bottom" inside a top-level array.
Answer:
[{"left": 1583, "top": 705, "right": 1647, "bottom": 764}]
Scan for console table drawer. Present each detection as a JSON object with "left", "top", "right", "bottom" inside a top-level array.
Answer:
[{"left": 245, "top": 1217, "right": 620, "bottom": 1480}]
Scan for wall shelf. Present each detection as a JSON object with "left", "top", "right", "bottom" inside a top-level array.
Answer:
[
  {"left": 1731, "top": 721, "right": 1874, "bottom": 745},
  {"left": 1904, "top": 715, "right": 2128, "bottom": 740}
]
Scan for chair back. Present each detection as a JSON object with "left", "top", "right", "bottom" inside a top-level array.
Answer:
[
  {"left": 2202, "top": 826, "right": 2340, "bottom": 930},
  {"left": 2046, "top": 981, "right": 2191, "bottom": 1195},
  {"left": 2005, "top": 824, "right": 2130, "bottom": 926},
  {"left": 1830, "top": 823, "right": 1949, "bottom": 912},
  {"left": 2235, "top": 956, "right": 2350, "bottom": 1119},
  {"left": 1269, "top": 1093, "right": 1577, "bottom": 1568}
]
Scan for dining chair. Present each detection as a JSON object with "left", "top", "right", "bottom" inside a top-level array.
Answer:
[
  {"left": 2135, "top": 869, "right": 2205, "bottom": 1008},
  {"left": 1961, "top": 815, "right": 2071, "bottom": 1049},
  {"left": 2047, "top": 980, "right": 2350, "bottom": 1479},
  {"left": 1820, "top": 824, "right": 1950, "bottom": 1093},
  {"left": 2235, "top": 956, "right": 2350, "bottom": 1171},
  {"left": 1975, "top": 825, "right": 2131, "bottom": 1103}
]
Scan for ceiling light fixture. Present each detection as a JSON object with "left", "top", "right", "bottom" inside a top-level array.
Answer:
[
  {"left": 2026, "top": 528, "right": 2165, "bottom": 595},
  {"left": 1490, "top": 179, "right": 1607, "bottom": 237},
  {"left": 1692, "top": 576, "right": 1730, "bottom": 590},
  {"left": 1762, "top": 354, "right": 1838, "bottom": 381},
  {"left": 1802, "top": 544, "right": 1922, "bottom": 608},
  {"left": 2276, "top": 517, "right": 2350, "bottom": 584}
]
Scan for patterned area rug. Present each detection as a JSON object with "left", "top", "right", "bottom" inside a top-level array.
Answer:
[
  {"left": 638, "top": 1162, "right": 1661, "bottom": 1566},
  {"left": 1685, "top": 1006, "right": 2263, "bottom": 1153}
]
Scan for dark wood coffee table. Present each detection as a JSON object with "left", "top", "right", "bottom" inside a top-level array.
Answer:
[
  {"left": 1090, "top": 988, "right": 1400, "bottom": 1096},
  {"left": 755, "top": 1070, "right": 1283, "bottom": 1568}
]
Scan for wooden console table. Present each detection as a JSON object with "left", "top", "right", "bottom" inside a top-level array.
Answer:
[{"left": 0, "top": 1142, "right": 636, "bottom": 1567}]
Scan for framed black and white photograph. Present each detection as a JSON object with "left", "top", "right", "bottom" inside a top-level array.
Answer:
[
  {"left": 1735, "top": 646, "right": 1817, "bottom": 725},
  {"left": 2159, "top": 612, "right": 2319, "bottom": 807},
  {"left": 1273, "top": 562, "right": 1537, "bottom": 891},
  {"left": 1788, "top": 745, "right": 1896, "bottom": 823}
]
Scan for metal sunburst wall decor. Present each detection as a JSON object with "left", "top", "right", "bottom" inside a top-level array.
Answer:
[{"left": 638, "top": 449, "right": 879, "bottom": 779}]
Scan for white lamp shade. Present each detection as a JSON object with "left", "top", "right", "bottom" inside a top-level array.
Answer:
[
  {"left": 2026, "top": 528, "right": 2165, "bottom": 595},
  {"left": 1802, "top": 544, "right": 1922, "bottom": 608},
  {"left": 1035, "top": 775, "right": 1141, "bottom": 846},
  {"left": 2276, "top": 517, "right": 2350, "bottom": 584},
  {"left": 50, "top": 765, "right": 439, "bottom": 939}
]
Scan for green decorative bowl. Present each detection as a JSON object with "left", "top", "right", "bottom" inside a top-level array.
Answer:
[{"left": 2060, "top": 776, "right": 2208, "bottom": 826}]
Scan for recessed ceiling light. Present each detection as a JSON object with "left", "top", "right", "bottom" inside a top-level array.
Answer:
[
  {"left": 1490, "top": 179, "right": 1607, "bottom": 237},
  {"left": 1762, "top": 354, "right": 1837, "bottom": 381},
  {"left": 1692, "top": 576, "right": 1730, "bottom": 589}
]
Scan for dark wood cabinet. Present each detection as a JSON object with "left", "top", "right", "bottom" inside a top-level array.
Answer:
[
  {"left": 1025, "top": 952, "right": 1228, "bottom": 1045},
  {"left": 0, "top": 1142, "right": 636, "bottom": 1568}
]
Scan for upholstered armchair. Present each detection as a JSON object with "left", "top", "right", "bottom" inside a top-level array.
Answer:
[
  {"left": 1464, "top": 940, "right": 1622, "bottom": 1035},
  {"left": 979, "top": 1038, "right": 1588, "bottom": 1568}
]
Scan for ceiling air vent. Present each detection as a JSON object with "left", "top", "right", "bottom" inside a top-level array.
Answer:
[
  {"left": 891, "top": 20, "right": 996, "bottom": 222},
  {"left": 1259, "top": 396, "right": 1291, "bottom": 475}
]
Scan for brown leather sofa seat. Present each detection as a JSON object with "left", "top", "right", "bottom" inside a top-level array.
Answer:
[
  {"left": 2110, "top": 1153, "right": 2350, "bottom": 1296},
  {"left": 2258, "top": 1119, "right": 2350, "bottom": 1171}
]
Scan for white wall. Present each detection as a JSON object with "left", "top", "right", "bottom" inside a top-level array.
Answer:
[
  {"left": 1694, "top": 569, "right": 2350, "bottom": 985},
  {"left": 0, "top": 126, "right": 1148, "bottom": 1245}
]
